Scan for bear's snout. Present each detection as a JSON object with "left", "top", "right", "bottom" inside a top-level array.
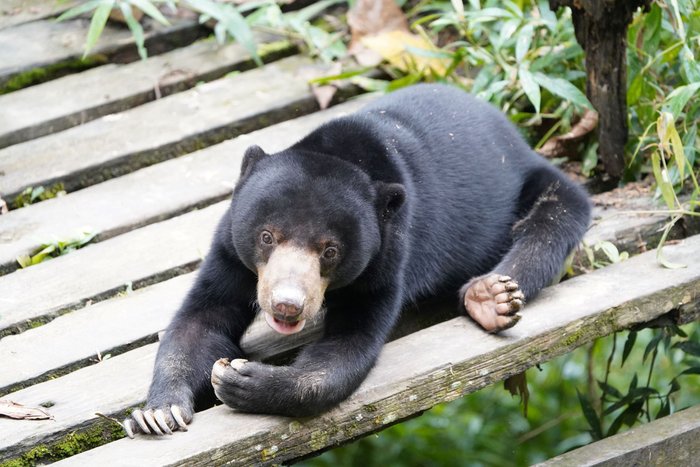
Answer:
[{"left": 271, "top": 285, "right": 305, "bottom": 321}]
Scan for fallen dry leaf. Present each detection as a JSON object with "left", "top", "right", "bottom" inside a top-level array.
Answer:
[
  {"left": 0, "top": 399, "right": 54, "bottom": 421},
  {"left": 300, "top": 62, "right": 342, "bottom": 110},
  {"left": 347, "top": 0, "right": 409, "bottom": 51},
  {"left": 312, "top": 85, "right": 337, "bottom": 110},
  {"left": 538, "top": 109, "right": 599, "bottom": 160},
  {"left": 362, "top": 30, "right": 448, "bottom": 75}
]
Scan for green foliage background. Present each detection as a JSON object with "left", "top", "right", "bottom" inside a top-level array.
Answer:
[{"left": 302, "top": 324, "right": 700, "bottom": 466}]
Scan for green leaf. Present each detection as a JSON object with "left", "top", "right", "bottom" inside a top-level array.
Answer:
[
  {"left": 621, "top": 331, "right": 637, "bottom": 367},
  {"left": 515, "top": 24, "right": 533, "bottom": 64},
  {"left": 656, "top": 400, "right": 670, "bottom": 419},
  {"left": 581, "top": 142, "right": 598, "bottom": 177},
  {"left": 129, "top": 0, "right": 170, "bottom": 25},
  {"left": 680, "top": 367, "right": 700, "bottom": 376},
  {"left": 518, "top": 67, "right": 540, "bottom": 114},
  {"left": 120, "top": 3, "right": 147, "bottom": 60},
  {"left": 627, "top": 73, "right": 643, "bottom": 106},
  {"left": 576, "top": 389, "right": 603, "bottom": 440},
  {"left": 643, "top": 334, "right": 662, "bottom": 363},
  {"left": 533, "top": 72, "right": 593, "bottom": 110},
  {"left": 651, "top": 152, "right": 675, "bottom": 210},
  {"left": 16, "top": 254, "right": 32, "bottom": 269},
  {"left": 84, "top": 1, "right": 114, "bottom": 57},
  {"left": 349, "top": 76, "right": 389, "bottom": 93},
  {"left": 597, "top": 380, "right": 622, "bottom": 399},
  {"left": 594, "top": 241, "right": 623, "bottom": 264},
  {"left": 664, "top": 82, "right": 700, "bottom": 119},
  {"left": 56, "top": 0, "right": 105, "bottom": 21},
  {"left": 673, "top": 341, "right": 700, "bottom": 357}
]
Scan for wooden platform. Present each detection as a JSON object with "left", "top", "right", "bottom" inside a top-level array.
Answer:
[{"left": 0, "top": 10, "right": 698, "bottom": 466}]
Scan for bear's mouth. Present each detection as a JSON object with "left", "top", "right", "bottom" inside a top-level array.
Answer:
[{"left": 264, "top": 312, "right": 306, "bottom": 335}]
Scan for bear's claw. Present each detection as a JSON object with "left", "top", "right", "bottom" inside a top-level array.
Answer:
[{"left": 462, "top": 274, "right": 525, "bottom": 333}]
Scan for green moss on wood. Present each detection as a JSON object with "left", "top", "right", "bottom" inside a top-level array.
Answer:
[
  {"left": 0, "top": 56, "right": 107, "bottom": 95},
  {"left": 0, "top": 420, "right": 125, "bottom": 466}
]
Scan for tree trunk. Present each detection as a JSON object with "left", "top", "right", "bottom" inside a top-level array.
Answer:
[{"left": 549, "top": 0, "right": 651, "bottom": 179}]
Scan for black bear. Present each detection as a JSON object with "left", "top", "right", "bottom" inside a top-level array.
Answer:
[{"left": 124, "top": 84, "right": 590, "bottom": 436}]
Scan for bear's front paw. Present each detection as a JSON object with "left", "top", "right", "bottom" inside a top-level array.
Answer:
[
  {"left": 212, "top": 358, "right": 283, "bottom": 414},
  {"left": 123, "top": 401, "right": 193, "bottom": 438},
  {"left": 461, "top": 274, "right": 524, "bottom": 333}
]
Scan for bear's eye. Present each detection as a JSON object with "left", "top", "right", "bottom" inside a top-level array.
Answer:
[
  {"left": 322, "top": 246, "right": 338, "bottom": 260},
  {"left": 260, "top": 230, "right": 274, "bottom": 245}
]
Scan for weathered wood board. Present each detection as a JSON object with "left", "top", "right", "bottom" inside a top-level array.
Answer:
[
  {"left": 0, "top": 203, "right": 227, "bottom": 337},
  {"left": 0, "top": 55, "right": 331, "bottom": 201},
  {"left": 44, "top": 234, "right": 700, "bottom": 466},
  {"left": 0, "top": 0, "right": 78, "bottom": 29},
  {"left": 0, "top": 189, "right": 684, "bottom": 398},
  {"left": 538, "top": 404, "right": 700, "bottom": 466},
  {"left": 2, "top": 233, "right": 698, "bottom": 464},
  {"left": 0, "top": 98, "right": 370, "bottom": 274},
  {"left": 0, "top": 16, "right": 205, "bottom": 90},
  {"left": 0, "top": 36, "right": 294, "bottom": 149}
]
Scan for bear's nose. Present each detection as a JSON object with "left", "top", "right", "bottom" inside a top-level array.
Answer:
[{"left": 271, "top": 286, "right": 305, "bottom": 320}]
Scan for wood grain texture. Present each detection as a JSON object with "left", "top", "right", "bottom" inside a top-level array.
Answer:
[
  {"left": 0, "top": 98, "right": 370, "bottom": 275},
  {"left": 0, "top": 55, "right": 324, "bottom": 201},
  {"left": 2, "top": 234, "right": 698, "bottom": 464},
  {"left": 0, "top": 202, "right": 227, "bottom": 337},
  {"left": 0, "top": 0, "right": 79, "bottom": 29},
  {"left": 0, "top": 16, "right": 205, "bottom": 90},
  {"left": 0, "top": 36, "right": 294, "bottom": 149}
]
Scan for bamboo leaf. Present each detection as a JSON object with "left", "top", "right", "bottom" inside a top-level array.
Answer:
[
  {"left": 84, "top": 1, "right": 114, "bottom": 57},
  {"left": 518, "top": 67, "right": 540, "bottom": 114},
  {"left": 621, "top": 331, "right": 637, "bottom": 367},
  {"left": 668, "top": 120, "right": 686, "bottom": 182},
  {"left": 515, "top": 24, "right": 533, "bottom": 64},
  {"left": 672, "top": 341, "right": 700, "bottom": 357},
  {"left": 665, "top": 82, "right": 700, "bottom": 119},
  {"left": 129, "top": 0, "right": 170, "bottom": 25},
  {"left": 56, "top": 0, "right": 104, "bottom": 21},
  {"left": 577, "top": 389, "right": 603, "bottom": 440},
  {"left": 120, "top": 3, "right": 147, "bottom": 60},
  {"left": 651, "top": 152, "right": 676, "bottom": 210},
  {"left": 533, "top": 72, "right": 592, "bottom": 110}
]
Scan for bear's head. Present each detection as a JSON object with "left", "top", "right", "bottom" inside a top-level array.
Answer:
[{"left": 229, "top": 145, "right": 405, "bottom": 335}]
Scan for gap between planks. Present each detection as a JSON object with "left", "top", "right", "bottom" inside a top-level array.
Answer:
[
  {"left": 0, "top": 34, "right": 295, "bottom": 149},
  {"left": 0, "top": 15, "right": 207, "bottom": 91},
  {"left": 1, "top": 233, "right": 696, "bottom": 465},
  {"left": 0, "top": 54, "right": 340, "bottom": 203}
]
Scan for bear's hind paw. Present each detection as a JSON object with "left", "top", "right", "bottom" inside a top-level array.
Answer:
[{"left": 461, "top": 274, "right": 524, "bottom": 333}]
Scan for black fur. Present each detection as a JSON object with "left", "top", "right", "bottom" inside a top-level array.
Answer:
[{"left": 141, "top": 84, "right": 591, "bottom": 423}]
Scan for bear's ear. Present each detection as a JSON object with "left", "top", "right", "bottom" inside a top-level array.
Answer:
[
  {"left": 375, "top": 182, "right": 406, "bottom": 220},
  {"left": 239, "top": 145, "right": 267, "bottom": 180}
]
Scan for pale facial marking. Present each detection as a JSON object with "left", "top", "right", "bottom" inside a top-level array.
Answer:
[{"left": 257, "top": 244, "right": 329, "bottom": 335}]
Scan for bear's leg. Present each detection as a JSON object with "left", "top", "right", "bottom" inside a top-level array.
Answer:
[
  {"left": 124, "top": 241, "right": 257, "bottom": 437},
  {"left": 211, "top": 288, "right": 402, "bottom": 416},
  {"left": 460, "top": 166, "right": 591, "bottom": 332}
]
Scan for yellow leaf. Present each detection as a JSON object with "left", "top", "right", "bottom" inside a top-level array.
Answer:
[{"left": 361, "top": 30, "right": 448, "bottom": 75}]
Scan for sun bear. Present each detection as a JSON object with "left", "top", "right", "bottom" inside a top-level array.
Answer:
[{"left": 124, "top": 84, "right": 591, "bottom": 436}]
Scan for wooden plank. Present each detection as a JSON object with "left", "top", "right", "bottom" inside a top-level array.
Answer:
[
  {"left": 2, "top": 233, "right": 699, "bottom": 464},
  {"left": 0, "top": 36, "right": 294, "bottom": 149},
  {"left": 0, "top": 16, "right": 205, "bottom": 91},
  {"left": 538, "top": 404, "right": 700, "bottom": 466},
  {"left": 0, "top": 271, "right": 317, "bottom": 397},
  {"left": 0, "top": 202, "right": 227, "bottom": 337},
  {"left": 0, "top": 55, "right": 334, "bottom": 202},
  {"left": 0, "top": 185, "right": 678, "bottom": 391},
  {"left": 0, "top": 0, "right": 78, "bottom": 29},
  {"left": 0, "top": 98, "right": 370, "bottom": 275}
]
